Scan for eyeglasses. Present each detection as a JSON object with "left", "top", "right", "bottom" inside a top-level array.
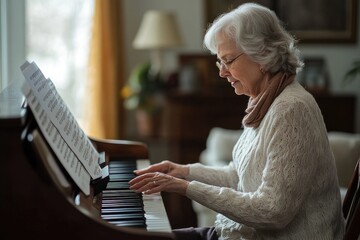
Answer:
[{"left": 216, "top": 52, "right": 245, "bottom": 70}]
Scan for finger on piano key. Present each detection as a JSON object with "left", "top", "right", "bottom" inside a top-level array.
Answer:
[{"left": 101, "top": 159, "right": 172, "bottom": 232}]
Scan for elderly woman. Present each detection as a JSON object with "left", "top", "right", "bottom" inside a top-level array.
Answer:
[{"left": 129, "top": 3, "right": 345, "bottom": 240}]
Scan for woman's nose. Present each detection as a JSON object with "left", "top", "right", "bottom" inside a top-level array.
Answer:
[{"left": 219, "top": 66, "right": 230, "bottom": 78}]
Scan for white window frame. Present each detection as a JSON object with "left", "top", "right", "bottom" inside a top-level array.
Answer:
[{"left": 0, "top": 0, "right": 26, "bottom": 91}]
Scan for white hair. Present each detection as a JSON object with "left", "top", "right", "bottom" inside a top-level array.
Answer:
[{"left": 203, "top": 3, "right": 303, "bottom": 74}]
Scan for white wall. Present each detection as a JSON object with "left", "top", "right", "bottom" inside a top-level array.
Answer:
[
  {"left": 300, "top": 20, "right": 360, "bottom": 132},
  {"left": 123, "top": 0, "right": 205, "bottom": 75},
  {"left": 124, "top": 0, "right": 360, "bottom": 132}
]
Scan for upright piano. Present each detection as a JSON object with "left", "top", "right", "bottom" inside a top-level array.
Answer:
[{"left": 0, "top": 84, "right": 174, "bottom": 240}]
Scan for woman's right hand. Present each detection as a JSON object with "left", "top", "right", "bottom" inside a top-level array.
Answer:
[{"left": 134, "top": 160, "right": 189, "bottom": 179}]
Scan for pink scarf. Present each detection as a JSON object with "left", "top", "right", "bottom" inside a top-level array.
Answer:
[{"left": 242, "top": 72, "right": 295, "bottom": 128}]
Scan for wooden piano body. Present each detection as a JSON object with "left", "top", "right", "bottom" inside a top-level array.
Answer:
[{"left": 0, "top": 86, "right": 174, "bottom": 240}]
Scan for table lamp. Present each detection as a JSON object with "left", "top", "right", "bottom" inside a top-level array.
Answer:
[{"left": 133, "top": 10, "right": 183, "bottom": 76}]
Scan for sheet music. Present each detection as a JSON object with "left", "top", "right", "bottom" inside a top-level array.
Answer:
[
  {"left": 22, "top": 82, "right": 91, "bottom": 195},
  {"left": 20, "top": 61, "right": 102, "bottom": 195}
]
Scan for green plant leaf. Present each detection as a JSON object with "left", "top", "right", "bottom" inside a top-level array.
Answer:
[
  {"left": 123, "top": 62, "right": 165, "bottom": 113},
  {"left": 344, "top": 60, "right": 360, "bottom": 84}
]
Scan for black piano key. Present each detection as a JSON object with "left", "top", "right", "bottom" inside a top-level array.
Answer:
[
  {"left": 102, "top": 198, "right": 143, "bottom": 204},
  {"left": 106, "top": 182, "right": 130, "bottom": 190},
  {"left": 102, "top": 192, "right": 141, "bottom": 199},
  {"left": 102, "top": 194, "right": 139, "bottom": 199},
  {"left": 102, "top": 194, "right": 142, "bottom": 201},
  {"left": 101, "top": 207, "right": 144, "bottom": 215},
  {"left": 111, "top": 220, "right": 146, "bottom": 228},
  {"left": 109, "top": 168, "right": 135, "bottom": 172},
  {"left": 101, "top": 213, "right": 145, "bottom": 221},
  {"left": 109, "top": 175, "right": 135, "bottom": 180},
  {"left": 102, "top": 196, "right": 141, "bottom": 201},
  {"left": 102, "top": 202, "right": 141, "bottom": 208},
  {"left": 102, "top": 202, "right": 143, "bottom": 208},
  {"left": 102, "top": 189, "right": 140, "bottom": 195},
  {"left": 101, "top": 160, "right": 147, "bottom": 229}
]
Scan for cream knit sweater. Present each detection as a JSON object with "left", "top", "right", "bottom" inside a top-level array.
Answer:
[{"left": 186, "top": 81, "right": 345, "bottom": 240}]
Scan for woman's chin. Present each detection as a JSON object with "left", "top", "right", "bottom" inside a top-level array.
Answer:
[{"left": 234, "top": 88, "right": 245, "bottom": 96}]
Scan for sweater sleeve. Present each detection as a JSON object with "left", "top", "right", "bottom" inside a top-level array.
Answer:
[
  {"left": 186, "top": 162, "right": 238, "bottom": 188},
  {"left": 186, "top": 100, "right": 321, "bottom": 229}
]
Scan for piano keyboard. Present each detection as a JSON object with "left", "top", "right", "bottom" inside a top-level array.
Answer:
[{"left": 101, "top": 159, "right": 172, "bottom": 233}]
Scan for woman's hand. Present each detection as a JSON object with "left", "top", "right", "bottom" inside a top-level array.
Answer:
[
  {"left": 129, "top": 160, "right": 190, "bottom": 195},
  {"left": 134, "top": 160, "right": 189, "bottom": 179},
  {"left": 129, "top": 172, "right": 189, "bottom": 195}
]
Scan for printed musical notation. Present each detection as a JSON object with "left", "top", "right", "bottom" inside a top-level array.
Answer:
[{"left": 21, "top": 61, "right": 102, "bottom": 195}]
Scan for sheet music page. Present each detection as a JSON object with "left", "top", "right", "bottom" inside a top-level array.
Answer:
[
  {"left": 22, "top": 82, "right": 91, "bottom": 195},
  {"left": 20, "top": 61, "right": 103, "bottom": 195}
]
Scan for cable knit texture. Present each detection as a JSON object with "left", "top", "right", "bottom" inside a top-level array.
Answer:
[{"left": 186, "top": 81, "right": 345, "bottom": 240}]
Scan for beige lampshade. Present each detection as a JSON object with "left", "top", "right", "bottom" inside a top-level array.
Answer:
[{"left": 133, "top": 10, "right": 183, "bottom": 49}]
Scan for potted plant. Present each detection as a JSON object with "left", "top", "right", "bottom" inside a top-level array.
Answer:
[
  {"left": 121, "top": 62, "right": 165, "bottom": 137},
  {"left": 344, "top": 60, "right": 360, "bottom": 85}
]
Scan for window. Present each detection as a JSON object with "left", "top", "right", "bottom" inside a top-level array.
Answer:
[
  {"left": 26, "top": 0, "right": 94, "bottom": 122},
  {"left": 0, "top": 0, "right": 26, "bottom": 92}
]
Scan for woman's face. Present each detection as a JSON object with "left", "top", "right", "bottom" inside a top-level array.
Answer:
[{"left": 216, "top": 32, "right": 265, "bottom": 98}]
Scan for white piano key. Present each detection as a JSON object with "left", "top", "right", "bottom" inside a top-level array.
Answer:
[{"left": 137, "top": 160, "right": 172, "bottom": 233}]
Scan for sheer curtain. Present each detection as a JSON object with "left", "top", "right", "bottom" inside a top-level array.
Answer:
[
  {"left": 26, "top": 0, "right": 94, "bottom": 122},
  {"left": 84, "top": 0, "right": 126, "bottom": 139}
]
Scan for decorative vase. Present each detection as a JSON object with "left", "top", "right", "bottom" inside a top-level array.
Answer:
[{"left": 135, "top": 109, "right": 161, "bottom": 138}]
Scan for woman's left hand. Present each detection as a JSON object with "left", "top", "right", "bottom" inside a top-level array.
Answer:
[{"left": 129, "top": 172, "right": 189, "bottom": 195}]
